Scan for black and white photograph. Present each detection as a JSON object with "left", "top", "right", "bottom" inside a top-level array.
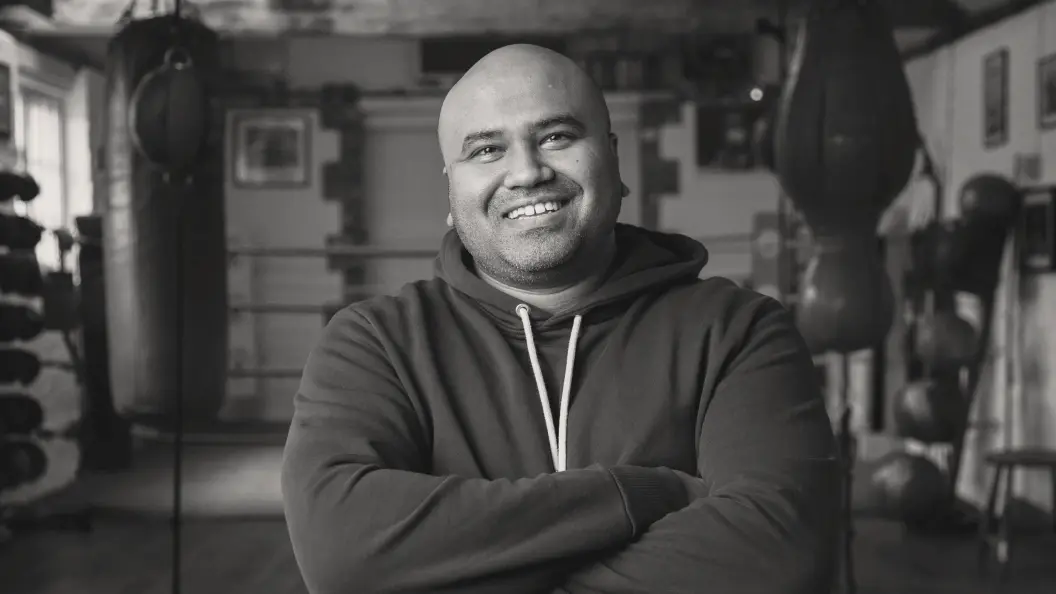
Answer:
[{"left": 2, "top": 2, "right": 1055, "bottom": 594}]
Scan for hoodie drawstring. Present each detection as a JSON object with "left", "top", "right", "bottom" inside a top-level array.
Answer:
[{"left": 515, "top": 304, "right": 582, "bottom": 472}]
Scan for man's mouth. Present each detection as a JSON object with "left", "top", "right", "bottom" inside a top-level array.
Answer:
[{"left": 504, "top": 199, "right": 571, "bottom": 220}]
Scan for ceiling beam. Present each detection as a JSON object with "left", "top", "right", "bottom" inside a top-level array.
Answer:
[
  {"left": 37, "top": 0, "right": 970, "bottom": 38},
  {"left": 902, "top": 0, "right": 1047, "bottom": 59}
]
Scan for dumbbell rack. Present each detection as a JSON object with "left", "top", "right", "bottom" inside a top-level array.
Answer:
[{"left": 0, "top": 171, "right": 92, "bottom": 542}]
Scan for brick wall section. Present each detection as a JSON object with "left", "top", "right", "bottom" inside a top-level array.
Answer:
[
  {"left": 216, "top": 78, "right": 366, "bottom": 326},
  {"left": 637, "top": 100, "right": 681, "bottom": 231}
]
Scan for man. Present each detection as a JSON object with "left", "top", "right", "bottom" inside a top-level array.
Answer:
[{"left": 282, "top": 44, "right": 841, "bottom": 594}]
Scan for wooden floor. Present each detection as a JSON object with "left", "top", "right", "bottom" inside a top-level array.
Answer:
[{"left": 2, "top": 516, "right": 1054, "bottom": 593}]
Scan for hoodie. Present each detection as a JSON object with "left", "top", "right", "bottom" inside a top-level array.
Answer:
[{"left": 282, "top": 223, "right": 841, "bottom": 594}]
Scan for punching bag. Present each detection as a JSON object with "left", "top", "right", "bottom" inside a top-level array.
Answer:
[
  {"left": 925, "top": 175, "right": 1020, "bottom": 295},
  {"left": 774, "top": 0, "right": 918, "bottom": 353},
  {"left": 892, "top": 379, "right": 967, "bottom": 444},
  {"left": 867, "top": 451, "right": 948, "bottom": 523},
  {"left": 104, "top": 15, "right": 227, "bottom": 427},
  {"left": 914, "top": 310, "right": 979, "bottom": 370}
]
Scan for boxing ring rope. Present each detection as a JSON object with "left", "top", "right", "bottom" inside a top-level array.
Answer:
[{"left": 224, "top": 232, "right": 810, "bottom": 379}]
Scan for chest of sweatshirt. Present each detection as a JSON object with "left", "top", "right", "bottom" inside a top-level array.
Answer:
[{"left": 365, "top": 281, "right": 744, "bottom": 481}]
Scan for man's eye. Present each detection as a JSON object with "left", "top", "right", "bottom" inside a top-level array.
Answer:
[{"left": 471, "top": 146, "right": 500, "bottom": 158}]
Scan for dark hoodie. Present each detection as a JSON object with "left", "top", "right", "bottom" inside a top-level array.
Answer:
[{"left": 282, "top": 224, "right": 840, "bottom": 594}]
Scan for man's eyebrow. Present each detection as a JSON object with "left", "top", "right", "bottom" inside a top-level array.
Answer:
[
  {"left": 460, "top": 114, "right": 587, "bottom": 152},
  {"left": 461, "top": 129, "right": 501, "bottom": 152},
  {"left": 531, "top": 114, "right": 586, "bottom": 133}
]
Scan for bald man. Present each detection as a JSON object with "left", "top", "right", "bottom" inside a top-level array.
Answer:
[{"left": 283, "top": 45, "right": 840, "bottom": 594}]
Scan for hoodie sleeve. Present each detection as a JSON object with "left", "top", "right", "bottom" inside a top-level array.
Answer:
[
  {"left": 553, "top": 296, "right": 842, "bottom": 594},
  {"left": 281, "top": 306, "right": 690, "bottom": 594}
]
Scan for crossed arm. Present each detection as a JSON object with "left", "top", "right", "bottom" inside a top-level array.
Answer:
[{"left": 281, "top": 301, "right": 840, "bottom": 594}]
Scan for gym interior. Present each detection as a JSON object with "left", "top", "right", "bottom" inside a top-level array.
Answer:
[{"left": 1, "top": 0, "right": 1055, "bottom": 592}]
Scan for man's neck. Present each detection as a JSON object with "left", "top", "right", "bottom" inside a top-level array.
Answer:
[{"left": 478, "top": 237, "right": 616, "bottom": 314}]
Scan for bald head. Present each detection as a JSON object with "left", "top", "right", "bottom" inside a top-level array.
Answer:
[{"left": 437, "top": 44, "right": 611, "bottom": 164}]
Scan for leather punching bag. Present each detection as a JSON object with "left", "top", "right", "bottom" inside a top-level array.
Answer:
[
  {"left": 925, "top": 174, "right": 1020, "bottom": 295},
  {"left": 104, "top": 15, "right": 227, "bottom": 427},
  {"left": 774, "top": 0, "right": 918, "bottom": 353},
  {"left": 892, "top": 379, "right": 967, "bottom": 444}
]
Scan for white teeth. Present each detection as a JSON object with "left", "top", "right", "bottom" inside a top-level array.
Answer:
[{"left": 507, "top": 200, "right": 566, "bottom": 219}]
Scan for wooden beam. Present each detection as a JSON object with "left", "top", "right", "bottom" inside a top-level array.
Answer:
[
  {"left": 902, "top": 0, "right": 1048, "bottom": 60},
  {"left": 45, "top": 0, "right": 769, "bottom": 36},
  {"left": 43, "top": 0, "right": 971, "bottom": 38}
]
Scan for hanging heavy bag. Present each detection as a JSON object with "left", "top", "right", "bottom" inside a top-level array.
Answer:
[
  {"left": 773, "top": 0, "right": 918, "bottom": 354},
  {"left": 105, "top": 14, "right": 227, "bottom": 426}
]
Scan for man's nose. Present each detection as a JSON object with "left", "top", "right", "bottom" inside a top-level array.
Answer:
[{"left": 503, "top": 146, "right": 554, "bottom": 189}]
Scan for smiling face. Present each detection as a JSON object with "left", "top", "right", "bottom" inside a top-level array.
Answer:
[{"left": 438, "top": 45, "right": 624, "bottom": 289}]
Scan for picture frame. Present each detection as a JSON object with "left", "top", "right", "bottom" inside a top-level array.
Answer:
[
  {"left": 0, "top": 63, "right": 12, "bottom": 142},
  {"left": 982, "top": 47, "right": 1009, "bottom": 149},
  {"left": 1037, "top": 53, "right": 1056, "bottom": 129},
  {"left": 1020, "top": 186, "right": 1056, "bottom": 273},
  {"left": 230, "top": 110, "right": 311, "bottom": 188}
]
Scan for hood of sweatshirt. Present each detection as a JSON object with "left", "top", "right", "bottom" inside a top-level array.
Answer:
[{"left": 434, "top": 223, "right": 709, "bottom": 332}]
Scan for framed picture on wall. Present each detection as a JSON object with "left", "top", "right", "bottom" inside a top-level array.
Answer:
[
  {"left": 1037, "top": 53, "right": 1056, "bottom": 129},
  {"left": 982, "top": 47, "right": 1009, "bottom": 149},
  {"left": 0, "top": 63, "right": 12, "bottom": 142},
  {"left": 231, "top": 111, "right": 311, "bottom": 188},
  {"left": 1020, "top": 187, "right": 1056, "bottom": 272}
]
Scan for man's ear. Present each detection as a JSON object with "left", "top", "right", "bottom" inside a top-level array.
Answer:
[{"left": 609, "top": 133, "right": 629, "bottom": 198}]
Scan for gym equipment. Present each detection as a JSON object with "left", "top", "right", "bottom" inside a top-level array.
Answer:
[
  {"left": 773, "top": 2, "right": 917, "bottom": 592},
  {"left": 75, "top": 215, "right": 131, "bottom": 472},
  {"left": 774, "top": 0, "right": 917, "bottom": 355},
  {"left": 895, "top": 174, "right": 1023, "bottom": 538},
  {"left": 0, "top": 170, "right": 92, "bottom": 539},
  {"left": 796, "top": 237, "right": 893, "bottom": 353},
  {"left": 868, "top": 450, "right": 949, "bottom": 524},
  {"left": 111, "top": 3, "right": 220, "bottom": 592},
  {"left": 0, "top": 170, "right": 39, "bottom": 203},
  {"left": 892, "top": 379, "right": 966, "bottom": 444},
  {"left": 128, "top": 44, "right": 210, "bottom": 175},
  {"left": 0, "top": 441, "right": 47, "bottom": 491},
  {"left": 104, "top": 11, "right": 227, "bottom": 427},
  {"left": 0, "top": 253, "right": 43, "bottom": 296},
  {"left": 41, "top": 272, "right": 80, "bottom": 333},
  {"left": 0, "top": 348, "right": 42, "bottom": 385},
  {"left": 0, "top": 304, "right": 45, "bottom": 342},
  {"left": 918, "top": 175, "right": 1022, "bottom": 296},
  {"left": 913, "top": 310, "right": 978, "bottom": 370},
  {"left": 0, "top": 212, "right": 44, "bottom": 251},
  {"left": 960, "top": 173, "right": 1021, "bottom": 227},
  {"left": 0, "top": 395, "right": 44, "bottom": 435}
]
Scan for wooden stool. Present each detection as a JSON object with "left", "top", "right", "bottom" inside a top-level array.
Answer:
[{"left": 976, "top": 448, "right": 1056, "bottom": 582}]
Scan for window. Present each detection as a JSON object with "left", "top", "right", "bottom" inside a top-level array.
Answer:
[{"left": 14, "top": 88, "right": 67, "bottom": 272}]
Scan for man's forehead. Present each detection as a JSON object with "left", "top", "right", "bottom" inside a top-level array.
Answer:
[
  {"left": 440, "top": 79, "right": 593, "bottom": 148},
  {"left": 437, "top": 45, "right": 607, "bottom": 158}
]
